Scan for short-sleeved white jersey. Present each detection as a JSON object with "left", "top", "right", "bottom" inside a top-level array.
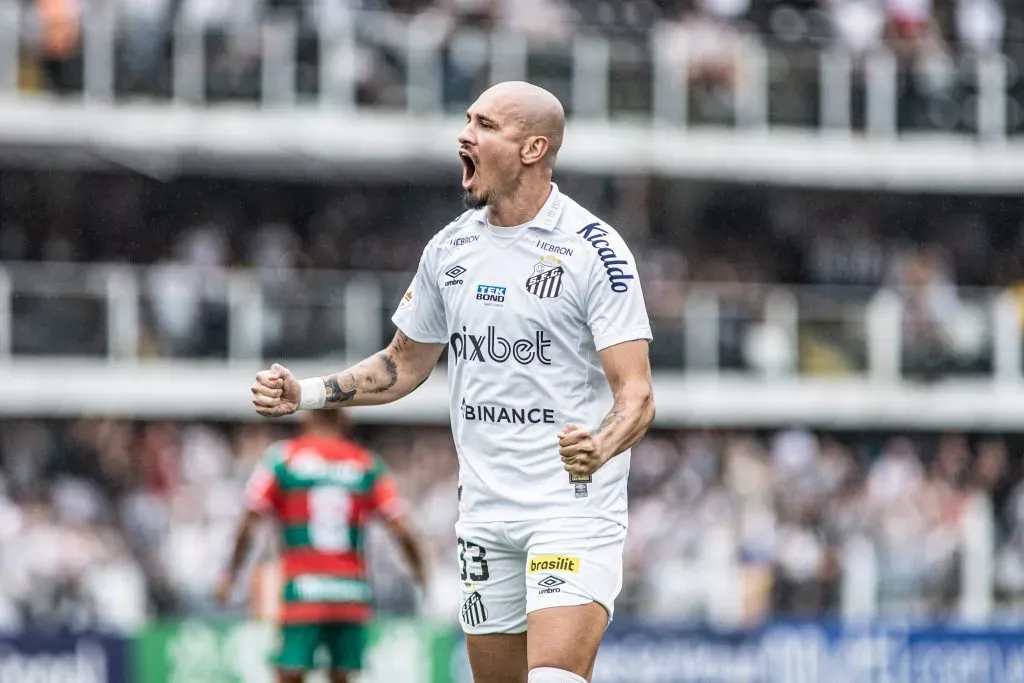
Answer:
[{"left": 392, "top": 184, "right": 652, "bottom": 527}]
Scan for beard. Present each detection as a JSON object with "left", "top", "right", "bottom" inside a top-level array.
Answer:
[
  {"left": 462, "top": 189, "right": 490, "bottom": 210},
  {"left": 463, "top": 173, "right": 516, "bottom": 210}
]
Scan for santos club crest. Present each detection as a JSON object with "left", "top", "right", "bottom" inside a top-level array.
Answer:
[{"left": 525, "top": 255, "right": 564, "bottom": 299}]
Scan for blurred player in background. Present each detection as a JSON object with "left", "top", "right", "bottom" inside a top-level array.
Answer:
[
  {"left": 251, "top": 81, "right": 654, "bottom": 683},
  {"left": 215, "top": 409, "right": 427, "bottom": 683}
]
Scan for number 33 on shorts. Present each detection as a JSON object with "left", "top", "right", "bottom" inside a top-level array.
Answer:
[
  {"left": 458, "top": 538, "right": 489, "bottom": 582},
  {"left": 457, "top": 537, "right": 491, "bottom": 629}
]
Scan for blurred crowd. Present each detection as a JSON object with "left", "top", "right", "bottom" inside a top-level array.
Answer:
[
  {"left": 2, "top": 168, "right": 1023, "bottom": 378},
  {"left": 0, "top": 417, "right": 1022, "bottom": 632},
  {"left": 7, "top": 169, "right": 1023, "bottom": 288},
  {"left": 625, "top": 427, "right": 1022, "bottom": 624},
  {"left": 6, "top": 0, "right": 1024, "bottom": 132}
]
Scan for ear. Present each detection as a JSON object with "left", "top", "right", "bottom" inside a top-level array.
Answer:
[{"left": 520, "top": 135, "right": 550, "bottom": 166}]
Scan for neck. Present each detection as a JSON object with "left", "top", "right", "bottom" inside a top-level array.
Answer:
[
  {"left": 304, "top": 427, "right": 337, "bottom": 439},
  {"left": 487, "top": 175, "right": 552, "bottom": 227}
]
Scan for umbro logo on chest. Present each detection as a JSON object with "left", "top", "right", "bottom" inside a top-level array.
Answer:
[{"left": 444, "top": 265, "right": 467, "bottom": 287}]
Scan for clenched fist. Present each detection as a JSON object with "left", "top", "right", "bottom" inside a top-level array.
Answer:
[
  {"left": 251, "top": 363, "right": 301, "bottom": 417},
  {"left": 558, "top": 423, "right": 610, "bottom": 478}
]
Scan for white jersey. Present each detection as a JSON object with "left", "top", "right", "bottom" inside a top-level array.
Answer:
[{"left": 391, "top": 184, "right": 652, "bottom": 527}]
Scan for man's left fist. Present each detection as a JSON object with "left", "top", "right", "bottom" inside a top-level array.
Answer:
[{"left": 558, "top": 424, "right": 610, "bottom": 478}]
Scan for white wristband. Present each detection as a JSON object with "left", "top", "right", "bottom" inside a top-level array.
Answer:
[{"left": 298, "top": 377, "right": 327, "bottom": 410}]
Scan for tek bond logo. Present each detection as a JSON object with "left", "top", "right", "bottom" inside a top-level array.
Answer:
[{"left": 475, "top": 284, "right": 506, "bottom": 303}]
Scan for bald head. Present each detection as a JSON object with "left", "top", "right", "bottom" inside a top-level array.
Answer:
[{"left": 477, "top": 81, "right": 565, "bottom": 167}]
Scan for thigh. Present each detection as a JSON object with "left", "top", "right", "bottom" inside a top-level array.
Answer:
[
  {"left": 455, "top": 521, "right": 528, "bottom": 636},
  {"left": 466, "top": 632, "right": 528, "bottom": 683},
  {"left": 323, "top": 622, "right": 367, "bottom": 673},
  {"left": 527, "top": 603, "right": 607, "bottom": 680},
  {"left": 272, "top": 623, "right": 319, "bottom": 673},
  {"left": 522, "top": 518, "right": 627, "bottom": 677}
]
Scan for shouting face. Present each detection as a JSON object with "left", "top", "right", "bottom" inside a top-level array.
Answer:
[
  {"left": 456, "top": 82, "right": 564, "bottom": 213},
  {"left": 457, "top": 88, "right": 529, "bottom": 210}
]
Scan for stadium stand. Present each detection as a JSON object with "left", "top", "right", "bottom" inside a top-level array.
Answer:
[
  {"left": 1, "top": 418, "right": 1022, "bottom": 630},
  {"left": 2, "top": 2, "right": 1024, "bottom": 681}
]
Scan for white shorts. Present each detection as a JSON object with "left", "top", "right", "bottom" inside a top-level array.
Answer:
[{"left": 454, "top": 517, "right": 626, "bottom": 635}]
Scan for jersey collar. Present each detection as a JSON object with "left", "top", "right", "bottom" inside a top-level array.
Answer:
[{"left": 470, "top": 183, "right": 564, "bottom": 232}]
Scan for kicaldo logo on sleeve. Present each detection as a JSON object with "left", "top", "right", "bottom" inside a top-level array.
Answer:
[{"left": 528, "top": 556, "right": 581, "bottom": 574}]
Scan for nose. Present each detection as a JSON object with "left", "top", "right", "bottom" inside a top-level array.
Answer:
[{"left": 458, "top": 123, "right": 475, "bottom": 147}]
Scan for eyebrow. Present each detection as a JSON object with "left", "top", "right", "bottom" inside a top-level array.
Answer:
[{"left": 468, "top": 111, "right": 500, "bottom": 127}]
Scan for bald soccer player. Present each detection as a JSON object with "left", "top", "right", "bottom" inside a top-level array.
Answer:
[{"left": 251, "top": 81, "right": 655, "bottom": 683}]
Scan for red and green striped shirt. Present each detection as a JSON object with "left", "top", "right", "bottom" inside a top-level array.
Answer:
[{"left": 244, "top": 435, "right": 404, "bottom": 624}]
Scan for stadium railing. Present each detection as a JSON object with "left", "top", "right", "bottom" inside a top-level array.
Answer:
[
  {"left": 0, "top": 261, "right": 1022, "bottom": 427},
  {"left": 1, "top": 8, "right": 1024, "bottom": 191},
  {"left": 1, "top": 6, "right": 1019, "bottom": 136},
  {"left": 4, "top": 261, "right": 1020, "bottom": 375}
]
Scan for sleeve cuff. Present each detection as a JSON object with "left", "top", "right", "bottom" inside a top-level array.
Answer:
[{"left": 593, "top": 327, "right": 654, "bottom": 352}]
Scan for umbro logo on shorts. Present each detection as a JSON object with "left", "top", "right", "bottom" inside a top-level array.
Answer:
[
  {"left": 537, "top": 575, "right": 565, "bottom": 595},
  {"left": 538, "top": 575, "right": 565, "bottom": 589},
  {"left": 461, "top": 591, "right": 488, "bottom": 627}
]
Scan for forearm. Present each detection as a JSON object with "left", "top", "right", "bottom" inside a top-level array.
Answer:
[
  {"left": 307, "top": 333, "right": 437, "bottom": 408},
  {"left": 315, "top": 352, "right": 420, "bottom": 408},
  {"left": 388, "top": 517, "right": 427, "bottom": 587},
  {"left": 397, "top": 533, "right": 427, "bottom": 587},
  {"left": 222, "top": 518, "right": 256, "bottom": 583},
  {"left": 595, "top": 381, "right": 655, "bottom": 459}
]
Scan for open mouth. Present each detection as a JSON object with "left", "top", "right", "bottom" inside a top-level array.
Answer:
[{"left": 459, "top": 150, "right": 477, "bottom": 190}]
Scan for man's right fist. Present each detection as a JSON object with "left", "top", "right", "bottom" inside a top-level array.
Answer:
[{"left": 251, "top": 363, "right": 301, "bottom": 417}]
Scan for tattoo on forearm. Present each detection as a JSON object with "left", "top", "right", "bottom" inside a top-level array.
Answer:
[
  {"left": 595, "top": 393, "right": 627, "bottom": 435},
  {"left": 324, "top": 375, "right": 356, "bottom": 404},
  {"left": 372, "top": 353, "right": 399, "bottom": 394},
  {"left": 392, "top": 330, "right": 412, "bottom": 354},
  {"left": 595, "top": 387, "right": 655, "bottom": 457},
  {"left": 323, "top": 339, "right": 406, "bottom": 404}
]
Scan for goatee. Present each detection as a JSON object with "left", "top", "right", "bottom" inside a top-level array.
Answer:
[{"left": 462, "top": 191, "right": 488, "bottom": 210}]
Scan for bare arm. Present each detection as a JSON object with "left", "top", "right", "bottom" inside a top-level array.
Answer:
[
  {"left": 592, "top": 339, "right": 656, "bottom": 458},
  {"left": 214, "top": 510, "right": 262, "bottom": 606},
  {"left": 319, "top": 330, "right": 446, "bottom": 407},
  {"left": 252, "top": 330, "right": 446, "bottom": 417},
  {"left": 383, "top": 514, "right": 428, "bottom": 591},
  {"left": 558, "top": 339, "right": 654, "bottom": 476}
]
